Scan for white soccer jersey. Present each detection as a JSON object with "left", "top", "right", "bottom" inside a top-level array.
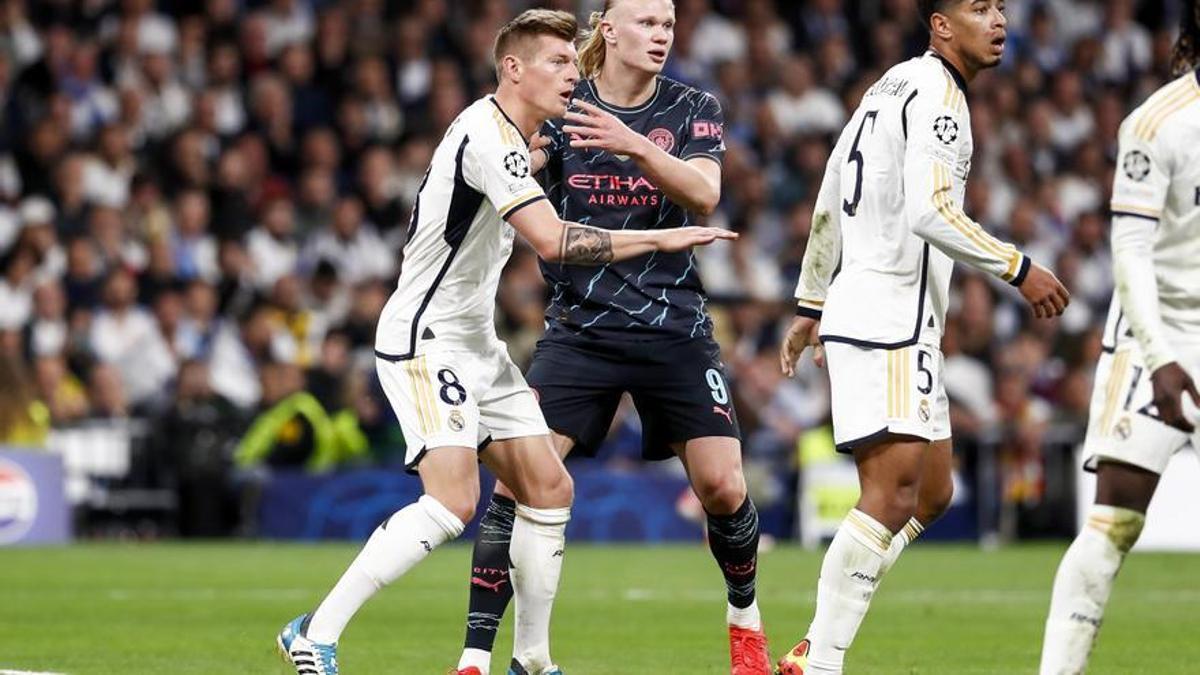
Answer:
[
  {"left": 375, "top": 96, "right": 546, "bottom": 358},
  {"left": 793, "top": 51, "right": 1029, "bottom": 347},
  {"left": 1102, "top": 70, "right": 1200, "bottom": 372}
]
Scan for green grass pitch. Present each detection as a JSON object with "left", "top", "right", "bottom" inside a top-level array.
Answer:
[{"left": 2, "top": 543, "right": 1197, "bottom": 673}]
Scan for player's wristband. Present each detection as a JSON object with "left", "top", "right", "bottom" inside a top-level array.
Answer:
[
  {"left": 1007, "top": 255, "right": 1032, "bottom": 287},
  {"left": 795, "top": 305, "right": 823, "bottom": 320}
]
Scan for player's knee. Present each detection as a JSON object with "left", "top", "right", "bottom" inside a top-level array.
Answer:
[
  {"left": 1104, "top": 507, "right": 1146, "bottom": 554},
  {"left": 880, "top": 485, "right": 920, "bottom": 526},
  {"left": 692, "top": 471, "right": 746, "bottom": 515},
  {"left": 438, "top": 493, "right": 478, "bottom": 525},
  {"left": 536, "top": 466, "right": 574, "bottom": 509},
  {"left": 919, "top": 480, "right": 954, "bottom": 523}
]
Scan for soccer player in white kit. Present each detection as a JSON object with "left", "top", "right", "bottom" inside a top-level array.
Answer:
[
  {"left": 1040, "top": 5, "right": 1200, "bottom": 672},
  {"left": 275, "top": 11, "right": 736, "bottom": 675},
  {"left": 777, "top": 1, "right": 1068, "bottom": 673}
]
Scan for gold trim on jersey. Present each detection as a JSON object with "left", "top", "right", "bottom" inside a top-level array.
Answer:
[
  {"left": 1133, "top": 77, "right": 1200, "bottom": 141},
  {"left": 940, "top": 71, "right": 965, "bottom": 112},
  {"left": 932, "top": 164, "right": 1022, "bottom": 280},
  {"left": 404, "top": 356, "right": 441, "bottom": 434},
  {"left": 797, "top": 297, "right": 825, "bottom": 307},
  {"left": 1098, "top": 350, "right": 1132, "bottom": 436},
  {"left": 498, "top": 189, "right": 545, "bottom": 218},
  {"left": 491, "top": 108, "right": 523, "bottom": 148}
]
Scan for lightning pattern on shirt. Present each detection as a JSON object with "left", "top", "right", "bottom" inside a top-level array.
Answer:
[{"left": 538, "top": 76, "right": 725, "bottom": 341}]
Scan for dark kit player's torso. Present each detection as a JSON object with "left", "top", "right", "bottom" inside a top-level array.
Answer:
[{"left": 539, "top": 76, "right": 726, "bottom": 344}]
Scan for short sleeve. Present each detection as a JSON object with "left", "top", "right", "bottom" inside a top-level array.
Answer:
[
  {"left": 680, "top": 92, "right": 726, "bottom": 163},
  {"left": 1110, "top": 120, "right": 1170, "bottom": 221},
  {"left": 465, "top": 133, "right": 547, "bottom": 221}
]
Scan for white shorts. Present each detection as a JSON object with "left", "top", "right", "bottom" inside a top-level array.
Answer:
[
  {"left": 376, "top": 341, "right": 550, "bottom": 472},
  {"left": 824, "top": 341, "right": 951, "bottom": 453},
  {"left": 1083, "top": 344, "right": 1200, "bottom": 475}
]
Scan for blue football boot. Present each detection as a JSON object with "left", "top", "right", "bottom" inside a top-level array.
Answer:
[{"left": 277, "top": 613, "right": 339, "bottom": 674}]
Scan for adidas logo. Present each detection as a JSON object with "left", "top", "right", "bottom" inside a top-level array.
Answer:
[
  {"left": 552, "top": 549, "right": 564, "bottom": 557},
  {"left": 420, "top": 540, "right": 432, "bottom": 552}
]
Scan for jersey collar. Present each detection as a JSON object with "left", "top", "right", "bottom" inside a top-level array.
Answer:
[
  {"left": 488, "top": 96, "right": 530, "bottom": 145},
  {"left": 585, "top": 77, "right": 663, "bottom": 115},
  {"left": 926, "top": 49, "right": 968, "bottom": 95}
]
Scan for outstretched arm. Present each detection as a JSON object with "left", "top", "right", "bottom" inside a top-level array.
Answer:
[{"left": 508, "top": 198, "right": 736, "bottom": 265}]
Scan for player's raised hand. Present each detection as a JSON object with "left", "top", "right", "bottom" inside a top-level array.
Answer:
[
  {"left": 563, "top": 99, "right": 645, "bottom": 156},
  {"left": 780, "top": 315, "right": 824, "bottom": 377},
  {"left": 654, "top": 226, "right": 737, "bottom": 253},
  {"left": 1150, "top": 362, "right": 1200, "bottom": 433},
  {"left": 1018, "top": 262, "right": 1070, "bottom": 319},
  {"left": 528, "top": 132, "right": 550, "bottom": 174}
]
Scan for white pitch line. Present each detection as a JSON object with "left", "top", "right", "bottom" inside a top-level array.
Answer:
[{"left": 0, "top": 669, "right": 69, "bottom": 674}]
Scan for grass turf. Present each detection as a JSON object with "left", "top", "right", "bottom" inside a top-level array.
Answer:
[{"left": 1, "top": 542, "right": 1197, "bottom": 674}]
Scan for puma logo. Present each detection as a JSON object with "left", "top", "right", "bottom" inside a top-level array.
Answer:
[
  {"left": 712, "top": 406, "right": 733, "bottom": 425},
  {"left": 471, "top": 576, "right": 510, "bottom": 593}
]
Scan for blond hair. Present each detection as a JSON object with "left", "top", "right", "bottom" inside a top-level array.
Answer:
[
  {"left": 577, "top": 2, "right": 617, "bottom": 79},
  {"left": 493, "top": 9, "right": 579, "bottom": 80}
]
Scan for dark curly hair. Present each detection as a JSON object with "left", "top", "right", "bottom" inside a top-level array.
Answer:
[{"left": 1171, "top": 0, "right": 1200, "bottom": 75}]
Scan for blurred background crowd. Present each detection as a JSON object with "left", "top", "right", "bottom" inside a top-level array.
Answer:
[{"left": 0, "top": 0, "right": 1186, "bottom": 538}]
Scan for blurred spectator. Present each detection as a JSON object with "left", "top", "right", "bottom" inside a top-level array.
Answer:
[
  {"left": 0, "top": 353, "right": 49, "bottom": 446},
  {"left": 89, "top": 268, "right": 174, "bottom": 409}
]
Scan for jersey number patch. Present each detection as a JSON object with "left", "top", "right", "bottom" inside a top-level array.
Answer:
[
  {"left": 843, "top": 110, "right": 878, "bottom": 217},
  {"left": 705, "top": 368, "right": 730, "bottom": 405},
  {"left": 438, "top": 368, "right": 467, "bottom": 406}
]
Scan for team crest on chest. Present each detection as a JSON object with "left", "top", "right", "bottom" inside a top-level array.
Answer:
[{"left": 647, "top": 128, "right": 675, "bottom": 153}]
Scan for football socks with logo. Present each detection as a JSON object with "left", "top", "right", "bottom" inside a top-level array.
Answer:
[
  {"left": 706, "top": 496, "right": 762, "bottom": 629},
  {"left": 804, "top": 508, "right": 894, "bottom": 674},
  {"left": 508, "top": 504, "right": 570, "bottom": 674},
  {"left": 460, "top": 494, "right": 518, "bottom": 667},
  {"left": 1040, "top": 504, "right": 1145, "bottom": 674},
  {"left": 306, "top": 495, "right": 465, "bottom": 644}
]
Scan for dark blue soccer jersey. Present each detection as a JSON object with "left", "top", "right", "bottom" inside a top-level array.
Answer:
[{"left": 538, "top": 76, "right": 725, "bottom": 342}]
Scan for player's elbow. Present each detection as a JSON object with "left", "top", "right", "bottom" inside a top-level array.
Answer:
[
  {"left": 907, "top": 206, "right": 938, "bottom": 239},
  {"left": 694, "top": 182, "right": 720, "bottom": 217},
  {"left": 535, "top": 238, "right": 563, "bottom": 263}
]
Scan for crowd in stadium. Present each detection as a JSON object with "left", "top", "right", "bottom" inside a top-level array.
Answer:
[{"left": 0, "top": 0, "right": 1183, "bottom": 535}]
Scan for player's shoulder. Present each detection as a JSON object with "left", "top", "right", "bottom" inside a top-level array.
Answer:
[
  {"left": 459, "top": 96, "right": 528, "bottom": 151},
  {"left": 655, "top": 75, "right": 721, "bottom": 111},
  {"left": 900, "top": 52, "right": 968, "bottom": 114},
  {"left": 1120, "top": 71, "right": 1200, "bottom": 145}
]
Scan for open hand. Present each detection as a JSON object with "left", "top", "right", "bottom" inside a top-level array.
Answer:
[
  {"left": 563, "top": 99, "right": 647, "bottom": 157},
  {"left": 656, "top": 227, "right": 737, "bottom": 253},
  {"left": 781, "top": 316, "right": 824, "bottom": 377}
]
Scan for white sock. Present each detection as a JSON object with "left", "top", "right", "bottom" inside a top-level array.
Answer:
[
  {"left": 805, "top": 509, "right": 893, "bottom": 675},
  {"left": 1040, "top": 505, "right": 1143, "bottom": 675},
  {"left": 727, "top": 598, "right": 762, "bottom": 630},
  {"left": 307, "top": 495, "right": 465, "bottom": 643},
  {"left": 457, "top": 647, "right": 492, "bottom": 674},
  {"left": 879, "top": 517, "right": 924, "bottom": 577},
  {"left": 509, "top": 504, "right": 570, "bottom": 673}
]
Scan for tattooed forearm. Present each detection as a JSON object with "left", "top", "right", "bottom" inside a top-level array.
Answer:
[{"left": 560, "top": 225, "right": 614, "bottom": 264}]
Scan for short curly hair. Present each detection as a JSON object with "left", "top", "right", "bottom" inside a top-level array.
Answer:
[{"left": 1171, "top": 0, "right": 1200, "bottom": 75}]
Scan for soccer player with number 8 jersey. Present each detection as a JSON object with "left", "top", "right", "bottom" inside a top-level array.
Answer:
[{"left": 452, "top": 1, "right": 772, "bottom": 674}]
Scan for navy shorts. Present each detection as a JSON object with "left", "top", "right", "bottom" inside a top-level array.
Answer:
[{"left": 525, "top": 333, "right": 741, "bottom": 460}]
